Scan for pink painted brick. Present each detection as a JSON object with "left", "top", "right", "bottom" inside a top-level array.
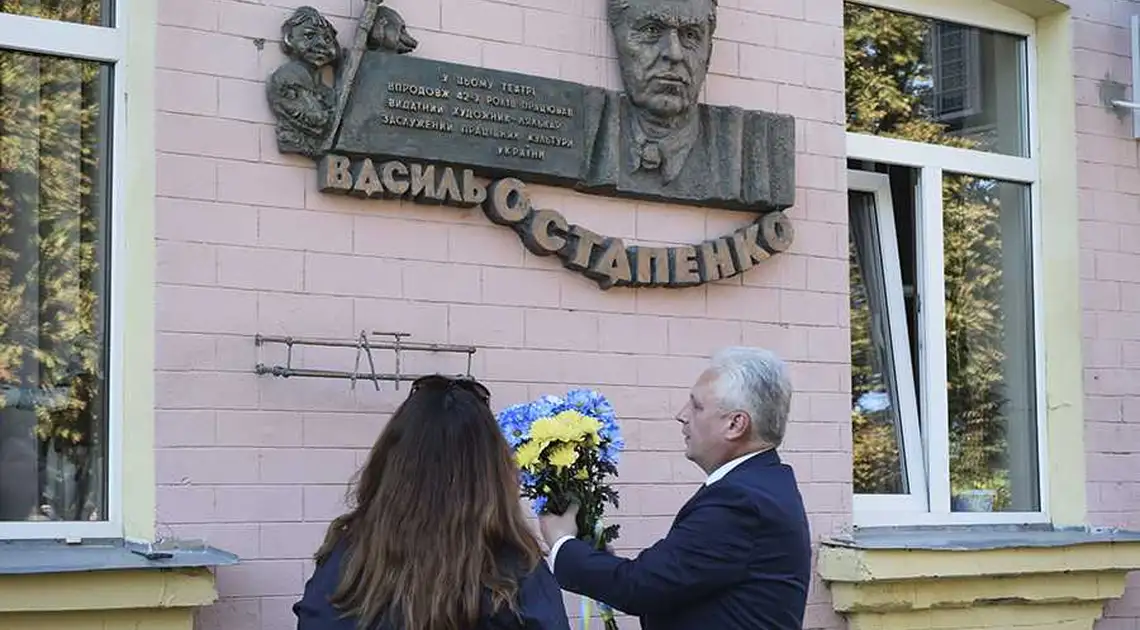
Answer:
[
  {"left": 449, "top": 224, "right": 527, "bottom": 266},
  {"left": 598, "top": 314, "right": 668, "bottom": 355},
  {"left": 739, "top": 45, "right": 805, "bottom": 85},
  {"left": 215, "top": 486, "right": 304, "bottom": 523},
  {"left": 157, "top": 26, "right": 261, "bottom": 80},
  {"left": 261, "top": 207, "right": 354, "bottom": 253},
  {"left": 404, "top": 261, "right": 482, "bottom": 303},
  {"left": 716, "top": 8, "right": 776, "bottom": 45},
  {"left": 782, "top": 290, "right": 843, "bottom": 327},
  {"left": 158, "top": 241, "right": 218, "bottom": 286},
  {"left": 482, "top": 267, "right": 562, "bottom": 307},
  {"left": 158, "top": 112, "right": 261, "bottom": 161},
  {"left": 522, "top": 10, "right": 604, "bottom": 55},
  {"left": 157, "top": 70, "right": 218, "bottom": 116},
  {"left": 303, "top": 484, "right": 352, "bottom": 522},
  {"left": 219, "top": 78, "right": 275, "bottom": 124},
  {"left": 216, "top": 561, "right": 306, "bottom": 597},
  {"left": 157, "top": 198, "right": 258, "bottom": 246},
  {"left": 216, "top": 411, "right": 303, "bottom": 447},
  {"left": 157, "top": 285, "right": 257, "bottom": 335},
  {"left": 156, "top": 333, "right": 217, "bottom": 371},
  {"left": 441, "top": 0, "right": 524, "bottom": 43},
  {"left": 353, "top": 216, "right": 450, "bottom": 261},
  {"left": 258, "top": 292, "right": 354, "bottom": 337},
  {"left": 450, "top": 304, "right": 526, "bottom": 347},
  {"left": 302, "top": 413, "right": 385, "bottom": 448},
  {"left": 157, "top": 485, "right": 216, "bottom": 523},
  {"left": 304, "top": 252, "right": 403, "bottom": 298},
  {"left": 259, "top": 448, "right": 361, "bottom": 484},
  {"left": 559, "top": 273, "right": 639, "bottom": 313},
  {"left": 157, "top": 448, "right": 260, "bottom": 485},
  {"left": 260, "top": 522, "right": 328, "bottom": 559},
  {"left": 524, "top": 309, "right": 600, "bottom": 351},
  {"left": 156, "top": 409, "right": 217, "bottom": 447},
  {"left": 157, "top": 153, "right": 216, "bottom": 201},
  {"left": 156, "top": 371, "right": 261, "bottom": 409},
  {"left": 666, "top": 317, "right": 742, "bottom": 356},
  {"left": 218, "top": 245, "right": 305, "bottom": 293},
  {"left": 218, "top": 161, "right": 308, "bottom": 208},
  {"left": 167, "top": 523, "right": 261, "bottom": 559}
]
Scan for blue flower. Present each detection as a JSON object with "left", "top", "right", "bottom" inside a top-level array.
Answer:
[
  {"left": 532, "top": 495, "right": 548, "bottom": 515},
  {"left": 497, "top": 402, "right": 535, "bottom": 448},
  {"left": 530, "top": 394, "right": 567, "bottom": 420}
]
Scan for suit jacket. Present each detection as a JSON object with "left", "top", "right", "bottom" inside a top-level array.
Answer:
[
  {"left": 295, "top": 541, "right": 572, "bottom": 630},
  {"left": 578, "top": 90, "right": 796, "bottom": 213},
  {"left": 553, "top": 450, "right": 811, "bottom": 630}
]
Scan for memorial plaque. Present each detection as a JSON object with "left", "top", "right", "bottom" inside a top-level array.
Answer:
[
  {"left": 266, "top": 0, "right": 799, "bottom": 290},
  {"left": 337, "top": 54, "right": 590, "bottom": 184}
]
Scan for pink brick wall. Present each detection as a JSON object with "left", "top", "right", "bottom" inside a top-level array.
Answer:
[
  {"left": 1074, "top": 1, "right": 1140, "bottom": 627},
  {"left": 154, "top": 0, "right": 848, "bottom": 628}
]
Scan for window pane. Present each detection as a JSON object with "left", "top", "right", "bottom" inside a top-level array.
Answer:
[
  {"left": 850, "top": 191, "right": 909, "bottom": 495},
  {"left": 1, "top": 0, "right": 110, "bottom": 26},
  {"left": 943, "top": 175, "right": 1038, "bottom": 513},
  {"left": 844, "top": 3, "right": 1029, "bottom": 157},
  {"left": 0, "top": 49, "right": 111, "bottom": 522}
]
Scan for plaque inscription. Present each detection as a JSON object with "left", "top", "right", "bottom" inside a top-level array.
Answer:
[{"left": 337, "top": 54, "right": 589, "bottom": 183}]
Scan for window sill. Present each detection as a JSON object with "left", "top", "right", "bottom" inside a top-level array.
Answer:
[
  {"left": 0, "top": 538, "right": 238, "bottom": 620},
  {"left": 818, "top": 525, "right": 1140, "bottom": 629}
]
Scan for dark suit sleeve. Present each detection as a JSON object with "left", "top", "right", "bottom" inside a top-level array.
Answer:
[{"left": 552, "top": 491, "right": 756, "bottom": 616}]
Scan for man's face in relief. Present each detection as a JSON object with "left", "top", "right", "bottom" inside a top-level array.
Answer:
[{"left": 611, "top": 0, "right": 715, "bottom": 118}]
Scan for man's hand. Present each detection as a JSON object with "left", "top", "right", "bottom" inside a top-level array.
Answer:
[{"left": 538, "top": 502, "right": 579, "bottom": 546}]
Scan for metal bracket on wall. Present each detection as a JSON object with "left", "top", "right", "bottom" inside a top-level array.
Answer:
[
  {"left": 254, "top": 330, "right": 477, "bottom": 390},
  {"left": 1102, "top": 15, "right": 1140, "bottom": 138}
]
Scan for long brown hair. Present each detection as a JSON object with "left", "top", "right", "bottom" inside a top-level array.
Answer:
[{"left": 315, "top": 376, "right": 543, "bottom": 630}]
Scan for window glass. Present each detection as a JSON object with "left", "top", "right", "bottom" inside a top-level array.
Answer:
[
  {"left": 0, "top": 48, "right": 111, "bottom": 522},
  {"left": 844, "top": 2, "right": 1029, "bottom": 157},
  {"left": 850, "top": 190, "right": 909, "bottom": 495},
  {"left": 1, "top": 0, "right": 111, "bottom": 27},
  {"left": 943, "top": 175, "right": 1039, "bottom": 513}
]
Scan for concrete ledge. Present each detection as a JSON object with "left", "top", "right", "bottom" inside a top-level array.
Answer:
[{"left": 819, "top": 526, "right": 1140, "bottom": 630}]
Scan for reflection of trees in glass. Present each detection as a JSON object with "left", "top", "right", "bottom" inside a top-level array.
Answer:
[
  {"left": 0, "top": 0, "right": 108, "bottom": 521},
  {"left": 849, "top": 231, "right": 903, "bottom": 494},
  {"left": 0, "top": 0, "right": 106, "bottom": 25},
  {"left": 845, "top": 3, "right": 1012, "bottom": 505}
]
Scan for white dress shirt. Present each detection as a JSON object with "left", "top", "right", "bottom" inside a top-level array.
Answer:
[{"left": 546, "top": 450, "right": 767, "bottom": 569}]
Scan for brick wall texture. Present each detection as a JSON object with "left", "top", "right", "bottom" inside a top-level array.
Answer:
[
  {"left": 1074, "top": 1, "right": 1140, "bottom": 628},
  {"left": 151, "top": 0, "right": 1138, "bottom": 628}
]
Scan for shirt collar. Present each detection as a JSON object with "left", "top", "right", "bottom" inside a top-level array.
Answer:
[
  {"left": 705, "top": 449, "right": 767, "bottom": 486},
  {"left": 628, "top": 103, "right": 700, "bottom": 185}
]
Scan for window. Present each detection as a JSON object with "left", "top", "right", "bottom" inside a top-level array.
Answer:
[
  {"left": 0, "top": 1, "right": 127, "bottom": 539},
  {"left": 845, "top": 2, "right": 1045, "bottom": 525}
]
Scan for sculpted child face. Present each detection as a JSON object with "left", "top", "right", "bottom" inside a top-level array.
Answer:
[
  {"left": 611, "top": 0, "right": 715, "bottom": 118},
  {"left": 285, "top": 10, "right": 340, "bottom": 68}
]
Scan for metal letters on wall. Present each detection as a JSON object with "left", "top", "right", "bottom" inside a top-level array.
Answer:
[{"left": 267, "top": 0, "right": 797, "bottom": 289}]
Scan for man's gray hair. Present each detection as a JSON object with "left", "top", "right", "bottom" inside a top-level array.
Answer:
[
  {"left": 709, "top": 347, "right": 792, "bottom": 447},
  {"left": 607, "top": 0, "right": 718, "bottom": 35}
]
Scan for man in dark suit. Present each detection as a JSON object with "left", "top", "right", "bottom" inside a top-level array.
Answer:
[{"left": 539, "top": 347, "right": 812, "bottom": 629}]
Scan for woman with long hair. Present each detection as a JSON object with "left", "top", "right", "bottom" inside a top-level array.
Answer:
[{"left": 293, "top": 375, "right": 571, "bottom": 630}]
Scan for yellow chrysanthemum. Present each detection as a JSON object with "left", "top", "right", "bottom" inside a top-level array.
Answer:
[
  {"left": 547, "top": 443, "right": 579, "bottom": 469},
  {"left": 516, "top": 440, "right": 544, "bottom": 470},
  {"left": 529, "top": 410, "right": 602, "bottom": 446},
  {"left": 574, "top": 468, "right": 589, "bottom": 480}
]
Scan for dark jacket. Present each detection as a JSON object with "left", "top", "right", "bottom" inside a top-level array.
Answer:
[
  {"left": 552, "top": 450, "right": 812, "bottom": 630},
  {"left": 295, "top": 541, "right": 572, "bottom": 630}
]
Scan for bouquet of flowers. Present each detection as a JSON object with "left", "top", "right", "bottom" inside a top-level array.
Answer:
[{"left": 497, "top": 389, "right": 624, "bottom": 630}]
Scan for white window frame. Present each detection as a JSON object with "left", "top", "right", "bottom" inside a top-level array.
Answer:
[
  {"left": 0, "top": 5, "right": 128, "bottom": 540},
  {"left": 847, "top": 2, "right": 1049, "bottom": 527}
]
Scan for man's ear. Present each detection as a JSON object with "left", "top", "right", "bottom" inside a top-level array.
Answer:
[{"left": 725, "top": 411, "right": 752, "bottom": 441}]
